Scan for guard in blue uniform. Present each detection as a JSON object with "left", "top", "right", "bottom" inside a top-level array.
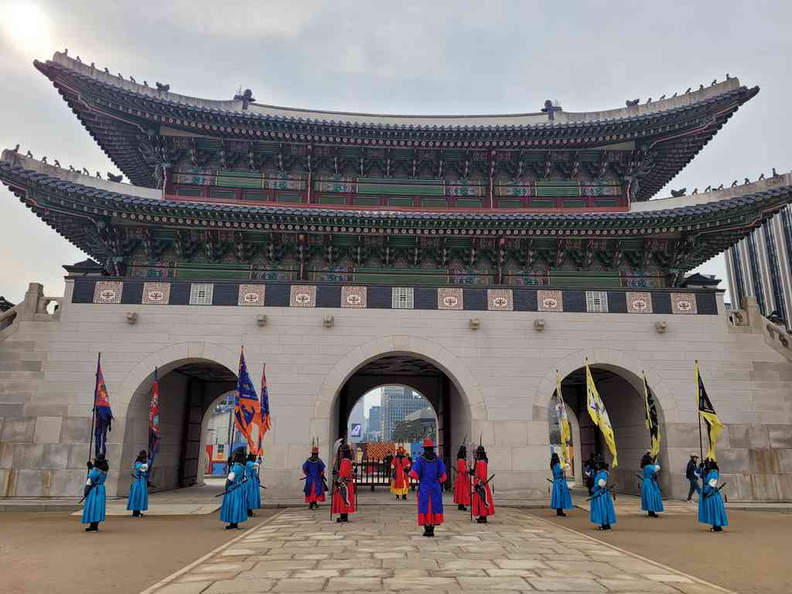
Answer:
[
  {"left": 127, "top": 449, "right": 149, "bottom": 517},
  {"left": 589, "top": 459, "right": 616, "bottom": 530},
  {"left": 245, "top": 453, "right": 261, "bottom": 517},
  {"left": 220, "top": 448, "right": 249, "bottom": 530},
  {"left": 82, "top": 454, "right": 109, "bottom": 532},
  {"left": 409, "top": 437, "right": 447, "bottom": 537},
  {"left": 640, "top": 452, "right": 664, "bottom": 518},
  {"left": 698, "top": 458, "right": 728, "bottom": 532},
  {"left": 550, "top": 452, "right": 573, "bottom": 517}
]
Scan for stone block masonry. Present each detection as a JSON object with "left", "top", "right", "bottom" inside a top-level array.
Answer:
[{"left": 0, "top": 279, "right": 791, "bottom": 502}]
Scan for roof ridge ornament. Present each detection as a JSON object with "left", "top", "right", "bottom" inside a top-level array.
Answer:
[{"left": 541, "top": 100, "right": 562, "bottom": 121}]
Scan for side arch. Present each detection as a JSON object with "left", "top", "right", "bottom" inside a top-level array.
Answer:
[
  {"left": 532, "top": 347, "right": 681, "bottom": 423},
  {"left": 117, "top": 341, "right": 239, "bottom": 418}
]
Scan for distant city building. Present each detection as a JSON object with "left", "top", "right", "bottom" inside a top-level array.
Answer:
[
  {"left": 348, "top": 398, "right": 365, "bottom": 442},
  {"left": 365, "top": 405, "right": 382, "bottom": 441},
  {"left": 725, "top": 206, "right": 792, "bottom": 329},
  {"left": 380, "top": 386, "right": 430, "bottom": 441}
]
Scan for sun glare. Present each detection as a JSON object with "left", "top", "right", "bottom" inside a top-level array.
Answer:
[{"left": 2, "top": 2, "right": 52, "bottom": 58}]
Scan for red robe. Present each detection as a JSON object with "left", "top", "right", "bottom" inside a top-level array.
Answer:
[
  {"left": 453, "top": 458, "right": 471, "bottom": 505},
  {"left": 471, "top": 459, "right": 495, "bottom": 517},
  {"left": 390, "top": 455, "right": 411, "bottom": 495},
  {"left": 331, "top": 458, "right": 356, "bottom": 514}
]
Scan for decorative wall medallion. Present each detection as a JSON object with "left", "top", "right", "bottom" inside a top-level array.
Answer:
[
  {"left": 626, "top": 291, "right": 653, "bottom": 314},
  {"left": 341, "top": 286, "right": 367, "bottom": 309},
  {"left": 487, "top": 289, "right": 513, "bottom": 311},
  {"left": 538, "top": 290, "right": 563, "bottom": 312},
  {"left": 438, "top": 288, "right": 463, "bottom": 310},
  {"left": 93, "top": 281, "right": 122, "bottom": 304},
  {"left": 290, "top": 285, "right": 316, "bottom": 307},
  {"left": 671, "top": 293, "right": 698, "bottom": 315},
  {"left": 238, "top": 284, "right": 265, "bottom": 306},
  {"left": 142, "top": 282, "right": 170, "bottom": 305}
]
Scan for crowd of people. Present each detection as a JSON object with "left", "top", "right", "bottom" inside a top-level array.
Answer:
[{"left": 79, "top": 443, "right": 728, "bottom": 536}]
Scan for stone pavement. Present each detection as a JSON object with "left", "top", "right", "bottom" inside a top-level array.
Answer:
[{"left": 143, "top": 503, "right": 729, "bottom": 594}]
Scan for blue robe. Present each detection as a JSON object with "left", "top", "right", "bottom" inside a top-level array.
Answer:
[
  {"left": 589, "top": 469, "right": 616, "bottom": 526},
  {"left": 410, "top": 454, "right": 447, "bottom": 526},
  {"left": 640, "top": 464, "right": 664, "bottom": 513},
  {"left": 551, "top": 462, "right": 573, "bottom": 510},
  {"left": 302, "top": 458, "right": 326, "bottom": 501},
  {"left": 82, "top": 468, "right": 107, "bottom": 524},
  {"left": 126, "top": 461, "right": 149, "bottom": 511},
  {"left": 698, "top": 470, "right": 728, "bottom": 527},
  {"left": 220, "top": 462, "right": 248, "bottom": 524},
  {"left": 246, "top": 460, "right": 261, "bottom": 510}
]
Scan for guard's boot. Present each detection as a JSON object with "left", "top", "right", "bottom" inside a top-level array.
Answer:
[
  {"left": 132, "top": 510, "right": 140, "bottom": 517},
  {"left": 556, "top": 508, "right": 567, "bottom": 517},
  {"left": 476, "top": 516, "right": 487, "bottom": 524},
  {"left": 458, "top": 504, "right": 466, "bottom": 511},
  {"left": 712, "top": 525, "right": 723, "bottom": 532},
  {"left": 602, "top": 524, "right": 612, "bottom": 530},
  {"left": 402, "top": 494, "right": 407, "bottom": 500},
  {"left": 648, "top": 511, "right": 658, "bottom": 518},
  {"left": 248, "top": 509, "right": 256, "bottom": 517},
  {"left": 226, "top": 522, "right": 238, "bottom": 530},
  {"left": 85, "top": 522, "right": 99, "bottom": 532},
  {"left": 423, "top": 525, "right": 432, "bottom": 537}
]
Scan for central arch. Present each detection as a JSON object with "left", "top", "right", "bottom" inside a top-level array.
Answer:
[{"left": 312, "top": 335, "right": 485, "bottom": 471}]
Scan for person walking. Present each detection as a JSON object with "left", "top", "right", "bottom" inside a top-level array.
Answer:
[
  {"left": 126, "top": 449, "right": 149, "bottom": 517},
  {"left": 698, "top": 458, "right": 728, "bottom": 532},
  {"left": 550, "top": 452, "right": 573, "bottom": 517},
  {"left": 583, "top": 452, "right": 597, "bottom": 494},
  {"left": 82, "top": 454, "right": 109, "bottom": 532},
  {"left": 640, "top": 452, "right": 664, "bottom": 518},
  {"left": 686, "top": 453, "right": 701, "bottom": 501}
]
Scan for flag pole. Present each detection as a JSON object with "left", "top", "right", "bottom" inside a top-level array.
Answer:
[
  {"left": 695, "top": 360, "right": 704, "bottom": 460},
  {"left": 87, "top": 352, "right": 100, "bottom": 464}
]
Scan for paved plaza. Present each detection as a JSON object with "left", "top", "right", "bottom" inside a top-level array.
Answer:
[{"left": 145, "top": 503, "right": 728, "bottom": 594}]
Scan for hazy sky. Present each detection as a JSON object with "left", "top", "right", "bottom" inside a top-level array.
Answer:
[{"left": 1, "top": 0, "right": 790, "bottom": 303}]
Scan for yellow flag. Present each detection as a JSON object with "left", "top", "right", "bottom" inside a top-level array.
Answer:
[
  {"left": 643, "top": 373, "right": 661, "bottom": 459},
  {"left": 696, "top": 361, "right": 723, "bottom": 461},
  {"left": 585, "top": 361, "right": 618, "bottom": 467},
  {"left": 555, "top": 370, "right": 571, "bottom": 467}
]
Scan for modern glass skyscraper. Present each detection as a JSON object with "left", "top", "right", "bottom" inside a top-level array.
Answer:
[
  {"left": 726, "top": 205, "right": 792, "bottom": 329},
  {"left": 380, "top": 386, "right": 431, "bottom": 441}
]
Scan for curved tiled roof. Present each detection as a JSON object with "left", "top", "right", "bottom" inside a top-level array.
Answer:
[
  {"left": 2, "top": 151, "right": 790, "bottom": 274},
  {"left": 34, "top": 52, "right": 758, "bottom": 200}
]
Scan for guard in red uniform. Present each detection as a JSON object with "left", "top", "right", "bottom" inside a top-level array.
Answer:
[
  {"left": 331, "top": 443, "right": 356, "bottom": 522},
  {"left": 472, "top": 444, "right": 495, "bottom": 523},
  {"left": 390, "top": 446, "right": 412, "bottom": 500},
  {"left": 453, "top": 445, "right": 471, "bottom": 511},
  {"left": 409, "top": 437, "right": 447, "bottom": 537}
]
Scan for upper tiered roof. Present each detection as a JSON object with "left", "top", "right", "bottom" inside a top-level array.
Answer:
[{"left": 34, "top": 52, "right": 758, "bottom": 200}]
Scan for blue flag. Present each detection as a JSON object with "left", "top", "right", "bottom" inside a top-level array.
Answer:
[
  {"left": 234, "top": 348, "right": 260, "bottom": 452},
  {"left": 93, "top": 354, "right": 113, "bottom": 457}
]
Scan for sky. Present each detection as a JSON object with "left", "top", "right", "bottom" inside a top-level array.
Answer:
[{"left": 1, "top": 0, "right": 791, "bottom": 303}]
